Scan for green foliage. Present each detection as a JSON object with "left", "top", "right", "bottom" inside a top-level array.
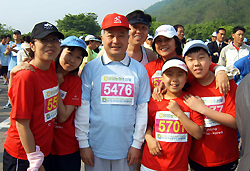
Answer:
[
  {"left": 146, "top": 0, "right": 250, "bottom": 26},
  {"left": 0, "top": 23, "right": 14, "bottom": 36},
  {"left": 56, "top": 13, "right": 101, "bottom": 38},
  {"left": 149, "top": 17, "right": 165, "bottom": 36}
]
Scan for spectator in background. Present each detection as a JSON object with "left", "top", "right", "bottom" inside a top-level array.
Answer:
[
  {"left": 17, "top": 35, "right": 32, "bottom": 64},
  {"left": 92, "top": 36, "right": 102, "bottom": 59},
  {"left": 243, "top": 37, "right": 248, "bottom": 45},
  {"left": 4, "top": 30, "right": 22, "bottom": 109},
  {"left": 79, "top": 36, "right": 85, "bottom": 42},
  {"left": 218, "top": 26, "right": 250, "bottom": 75},
  {"left": 78, "top": 35, "right": 100, "bottom": 74},
  {"left": 174, "top": 24, "right": 185, "bottom": 48},
  {"left": 144, "top": 34, "right": 153, "bottom": 50},
  {"left": 207, "top": 28, "right": 227, "bottom": 63},
  {"left": 211, "top": 31, "right": 217, "bottom": 42}
]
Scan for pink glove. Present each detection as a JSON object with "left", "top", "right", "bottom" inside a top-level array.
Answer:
[{"left": 27, "top": 145, "right": 44, "bottom": 171}]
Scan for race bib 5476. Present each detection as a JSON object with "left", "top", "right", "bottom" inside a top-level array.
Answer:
[{"left": 101, "top": 75, "right": 134, "bottom": 105}]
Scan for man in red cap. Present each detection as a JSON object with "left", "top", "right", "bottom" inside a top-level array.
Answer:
[{"left": 75, "top": 13, "right": 150, "bottom": 171}]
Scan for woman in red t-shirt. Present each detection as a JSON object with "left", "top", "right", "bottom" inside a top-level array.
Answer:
[{"left": 3, "top": 22, "right": 64, "bottom": 171}]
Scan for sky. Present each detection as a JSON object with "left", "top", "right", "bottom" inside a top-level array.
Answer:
[{"left": 1, "top": 0, "right": 160, "bottom": 34}]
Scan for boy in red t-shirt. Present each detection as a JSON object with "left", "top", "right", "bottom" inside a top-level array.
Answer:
[
  {"left": 141, "top": 57, "right": 204, "bottom": 171},
  {"left": 183, "top": 40, "right": 239, "bottom": 170}
]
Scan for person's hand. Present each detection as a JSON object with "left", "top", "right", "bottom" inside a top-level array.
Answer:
[
  {"left": 57, "top": 73, "right": 64, "bottom": 85},
  {"left": 80, "top": 147, "right": 94, "bottom": 166},
  {"left": 152, "top": 84, "right": 166, "bottom": 101},
  {"left": 216, "top": 70, "right": 230, "bottom": 95},
  {"left": 167, "top": 100, "right": 182, "bottom": 117},
  {"left": 38, "top": 165, "right": 45, "bottom": 171},
  {"left": 127, "top": 147, "right": 141, "bottom": 166},
  {"left": 10, "top": 61, "right": 35, "bottom": 75},
  {"left": 146, "top": 136, "right": 162, "bottom": 156},
  {"left": 183, "top": 94, "right": 205, "bottom": 113}
]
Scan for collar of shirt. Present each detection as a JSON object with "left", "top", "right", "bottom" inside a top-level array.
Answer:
[
  {"left": 102, "top": 51, "right": 130, "bottom": 66},
  {"left": 216, "top": 40, "right": 222, "bottom": 47}
]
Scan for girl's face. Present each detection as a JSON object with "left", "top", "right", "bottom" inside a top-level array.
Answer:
[
  {"left": 162, "top": 67, "right": 187, "bottom": 97},
  {"left": 59, "top": 47, "right": 83, "bottom": 72},
  {"left": 155, "top": 36, "right": 177, "bottom": 61},
  {"left": 31, "top": 33, "right": 60, "bottom": 62}
]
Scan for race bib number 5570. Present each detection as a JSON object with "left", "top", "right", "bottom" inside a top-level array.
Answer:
[
  {"left": 43, "top": 86, "right": 59, "bottom": 122},
  {"left": 101, "top": 75, "right": 134, "bottom": 105}
]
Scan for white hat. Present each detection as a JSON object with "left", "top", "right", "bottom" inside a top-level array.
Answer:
[
  {"left": 21, "top": 42, "right": 30, "bottom": 49},
  {"left": 162, "top": 59, "right": 188, "bottom": 73},
  {"left": 154, "top": 25, "right": 178, "bottom": 41},
  {"left": 211, "top": 31, "right": 217, "bottom": 37},
  {"left": 85, "top": 35, "right": 101, "bottom": 42},
  {"left": 79, "top": 36, "right": 85, "bottom": 39},
  {"left": 147, "top": 34, "right": 153, "bottom": 40},
  {"left": 182, "top": 40, "right": 210, "bottom": 57},
  {"left": 243, "top": 37, "right": 248, "bottom": 42}
]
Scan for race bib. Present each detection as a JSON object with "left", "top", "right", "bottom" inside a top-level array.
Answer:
[
  {"left": 43, "top": 86, "right": 59, "bottom": 122},
  {"left": 100, "top": 75, "right": 134, "bottom": 105},
  {"left": 155, "top": 111, "right": 190, "bottom": 142},
  {"left": 202, "top": 96, "right": 225, "bottom": 127},
  {"left": 152, "top": 70, "right": 163, "bottom": 88}
]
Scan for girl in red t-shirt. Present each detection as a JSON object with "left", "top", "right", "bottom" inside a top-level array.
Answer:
[
  {"left": 51, "top": 36, "right": 87, "bottom": 171},
  {"left": 141, "top": 57, "right": 204, "bottom": 171}
]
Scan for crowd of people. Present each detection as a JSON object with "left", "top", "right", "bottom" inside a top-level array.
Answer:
[{"left": 0, "top": 9, "right": 250, "bottom": 171}]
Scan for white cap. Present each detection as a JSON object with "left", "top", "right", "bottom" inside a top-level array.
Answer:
[
  {"left": 162, "top": 59, "right": 188, "bottom": 73},
  {"left": 211, "top": 31, "right": 217, "bottom": 37},
  {"left": 85, "top": 35, "right": 101, "bottom": 42},
  {"left": 21, "top": 42, "right": 30, "bottom": 49},
  {"left": 182, "top": 40, "right": 210, "bottom": 57},
  {"left": 147, "top": 34, "right": 153, "bottom": 40},
  {"left": 243, "top": 37, "right": 248, "bottom": 42},
  {"left": 154, "top": 25, "right": 178, "bottom": 41}
]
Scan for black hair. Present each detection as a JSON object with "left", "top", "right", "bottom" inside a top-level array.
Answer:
[
  {"left": 162, "top": 56, "right": 190, "bottom": 91},
  {"left": 6, "top": 35, "right": 11, "bottom": 38},
  {"left": 184, "top": 47, "right": 210, "bottom": 57},
  {"left": 216, "top": 28, "right": 226, "bottom": 33},
  {"left": 233, "top": 26, "right": 245, "bottom": 34},
  {"left": 173, "top": 24, "right": 185, "bottom": 31},
  {"left": 1, "top": 35, "right": 7, "bottom": 40},
  {"left": 152, "top": 35, "right": 182, "bottom": 58},
  {"left": 22, "top": 35, "right": 31, "bottom": 43},
  {"left": 55, "top": 46, "right": 88, "bottom": 75}
]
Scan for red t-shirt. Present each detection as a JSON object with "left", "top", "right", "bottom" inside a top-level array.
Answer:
[
  {"left": 4, "top": 62, "right": 58, "bottom": 160},
  {"left": 141, "top": 92, "right": 204, "bottom": 171},
  {"left": 51, "top": 73, "right": 82, "bottom": 155},
  {"left": 188, "top": 79, "right": 239, "bottom": 167},
  {"left": 145, "top": 58, "right": 217, "bottom": 92}
]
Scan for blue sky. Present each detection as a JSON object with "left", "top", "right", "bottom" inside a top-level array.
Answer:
[{"left": 1, "top": 0, "right": 160, "bottom": 34}]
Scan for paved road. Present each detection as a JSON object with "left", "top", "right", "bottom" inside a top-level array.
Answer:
[{"left": 0, "top": 77, "right": 12, "bottom": 170}]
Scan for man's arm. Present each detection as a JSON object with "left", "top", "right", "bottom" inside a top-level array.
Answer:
[{"left": 127, "top": 102, "right": 148, "bottom": 166}]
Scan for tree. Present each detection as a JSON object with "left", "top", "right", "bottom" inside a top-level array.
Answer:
[
  {"left": 56, "top": 13, "right": 100, "bottom": 38},
  {"left": 0, "top": 23, "right": 14, "bottom": 35},
  {"left": 148, "top": 17, "right": 164, "bottom": 36}
]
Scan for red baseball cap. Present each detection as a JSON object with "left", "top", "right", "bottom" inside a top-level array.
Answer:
[{"left": 101, "top": 13, "right": 130, "bottom": 30}]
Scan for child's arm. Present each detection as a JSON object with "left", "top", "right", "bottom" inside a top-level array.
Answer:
[
  {"left": 16, "top": 119, "right": 44, "bottom": 170},
  {"left": 56, "top": 92, "right": 76, "bottom": 123},
  {"left": 183, "top": 94, "right": 237, "bottom": 129},
  {"left": 167, "top": 100, "right": 204, "bottom": 139},
  {"left": 145, "top": 126, "right": 162, "bottom": 156}
]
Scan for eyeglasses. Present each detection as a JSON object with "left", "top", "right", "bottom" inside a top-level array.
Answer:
[{"left": 36, "top": 38, "right": 60, "bottom": 44}]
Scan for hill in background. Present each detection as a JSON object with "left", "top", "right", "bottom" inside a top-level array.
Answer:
[{"left": 145, "top": 0, "right": 250, "bottom": 26}]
